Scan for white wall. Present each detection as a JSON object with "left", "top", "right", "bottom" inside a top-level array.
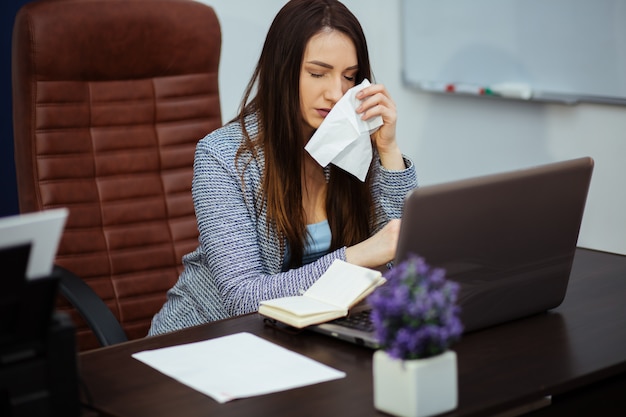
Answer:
[{"left": 202, "top": 0, "right": 626, "bottom": 255}]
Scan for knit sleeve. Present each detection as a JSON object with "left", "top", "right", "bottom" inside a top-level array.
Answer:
[
  {"left": 370, "top": 155, "right": 418, "bottom": 233},
  {"left": 191, "top": 133, "right": 347, "bottom": 317}
]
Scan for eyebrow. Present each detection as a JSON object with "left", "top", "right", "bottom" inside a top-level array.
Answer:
[{"left": 306, "top": 60, "right": 359, "bottom": 71}]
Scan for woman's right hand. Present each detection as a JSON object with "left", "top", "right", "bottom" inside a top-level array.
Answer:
[{"left": 345, "top": 219, "right": 401, "bottom": 269}]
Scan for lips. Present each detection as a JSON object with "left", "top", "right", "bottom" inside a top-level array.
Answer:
[{"left": 316, "top": 108, "right": 331, "bottom": 118}]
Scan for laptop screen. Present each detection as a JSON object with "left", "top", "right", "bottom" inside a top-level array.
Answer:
[{"left": 395, "top": 157, "right": 594, "bottom": 331}]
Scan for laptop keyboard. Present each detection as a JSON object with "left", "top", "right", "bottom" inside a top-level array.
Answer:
[{"left": 331, "top": 310, "right": 374, "bottom": 332}]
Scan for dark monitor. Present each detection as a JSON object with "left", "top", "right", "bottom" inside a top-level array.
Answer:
[
  {"left": 0, "top": 210, "right": 79, "bottom": 417},
  {"left": 1, "top": 243, "right": 59, "bottom": 351},
  {"left": 1, "top": 243, "right": 32, "bottom": 346}
]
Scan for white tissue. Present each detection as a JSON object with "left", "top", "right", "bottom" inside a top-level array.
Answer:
[{"left": 304, "top": 79, "right": 383, "bottom": 182}]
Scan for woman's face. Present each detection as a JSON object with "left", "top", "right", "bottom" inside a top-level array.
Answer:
[{"left": 299, "top": 29, "right": 358, "bottom": 136}]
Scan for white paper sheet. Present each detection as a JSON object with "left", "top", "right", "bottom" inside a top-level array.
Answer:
[
  {"left": 305, "top": 79, "right": 383, "bottom": 181},
  {"left": 132, "top": 332, "right": 346, "bottom": 403}
]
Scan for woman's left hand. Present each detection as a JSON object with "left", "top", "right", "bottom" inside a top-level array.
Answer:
[{"left": 355, "top": 83, "right": 405, "bottom": 170}]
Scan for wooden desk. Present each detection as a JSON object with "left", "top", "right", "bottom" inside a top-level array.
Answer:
[{"left": 79, "top": 249, "right": 626, "bottom": 416}]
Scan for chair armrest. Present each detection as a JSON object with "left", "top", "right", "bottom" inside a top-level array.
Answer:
[{"left": 53, "top": 265, "right": 128, "bottom": 347}]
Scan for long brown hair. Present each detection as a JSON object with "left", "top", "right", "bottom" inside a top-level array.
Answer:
[{"left": 236, "top": 0, "right": 374, "bottom": 268}]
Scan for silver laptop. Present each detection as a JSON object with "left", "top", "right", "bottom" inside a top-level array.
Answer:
[{"left": 311, "top": 157, "right": 594, "bottom": 348}]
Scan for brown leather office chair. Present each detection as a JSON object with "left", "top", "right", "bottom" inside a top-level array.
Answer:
[{"left": 12, "top": 0, "right": 222, "bottom": 351}]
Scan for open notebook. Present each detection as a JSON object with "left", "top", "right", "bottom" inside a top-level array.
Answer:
[{"left": 311, "top": 157, "right": 594, "bottom": 348}]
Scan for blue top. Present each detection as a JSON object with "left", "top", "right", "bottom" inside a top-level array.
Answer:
[
  {"left": 303, "top": 220, "right": 332, "bottom": 265},
  {"left": 283, "top": 220, "right": 332, "bottom": 268}
]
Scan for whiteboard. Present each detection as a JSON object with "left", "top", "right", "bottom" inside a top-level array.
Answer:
[{"left": 402, "top": 0, "right": 626, "bottom": 105}]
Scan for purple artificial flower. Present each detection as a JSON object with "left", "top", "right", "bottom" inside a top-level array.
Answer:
[{"left": 367, "top": 254, "right": 463, "bottom": 360}]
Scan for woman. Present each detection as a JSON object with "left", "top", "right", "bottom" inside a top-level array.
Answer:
[{"left": 149, "top": 0, "right": 417, "bottom": 335}]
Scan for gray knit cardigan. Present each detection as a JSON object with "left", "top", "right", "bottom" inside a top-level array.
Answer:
[{"left": 148, "top": 115, "right": 418, "bottom": 336}]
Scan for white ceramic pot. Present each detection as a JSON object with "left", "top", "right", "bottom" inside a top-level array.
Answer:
[{"left": 373, "top": 349, "right": 458, "bottom": 417}]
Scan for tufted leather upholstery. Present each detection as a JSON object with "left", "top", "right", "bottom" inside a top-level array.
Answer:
[{"left": 12, "top": 0, "right": 222, "bottom": 351}]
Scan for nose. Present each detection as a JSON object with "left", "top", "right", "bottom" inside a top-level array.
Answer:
[{"left": 324, "top": 76, "right": 344, "bottom": 104}]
